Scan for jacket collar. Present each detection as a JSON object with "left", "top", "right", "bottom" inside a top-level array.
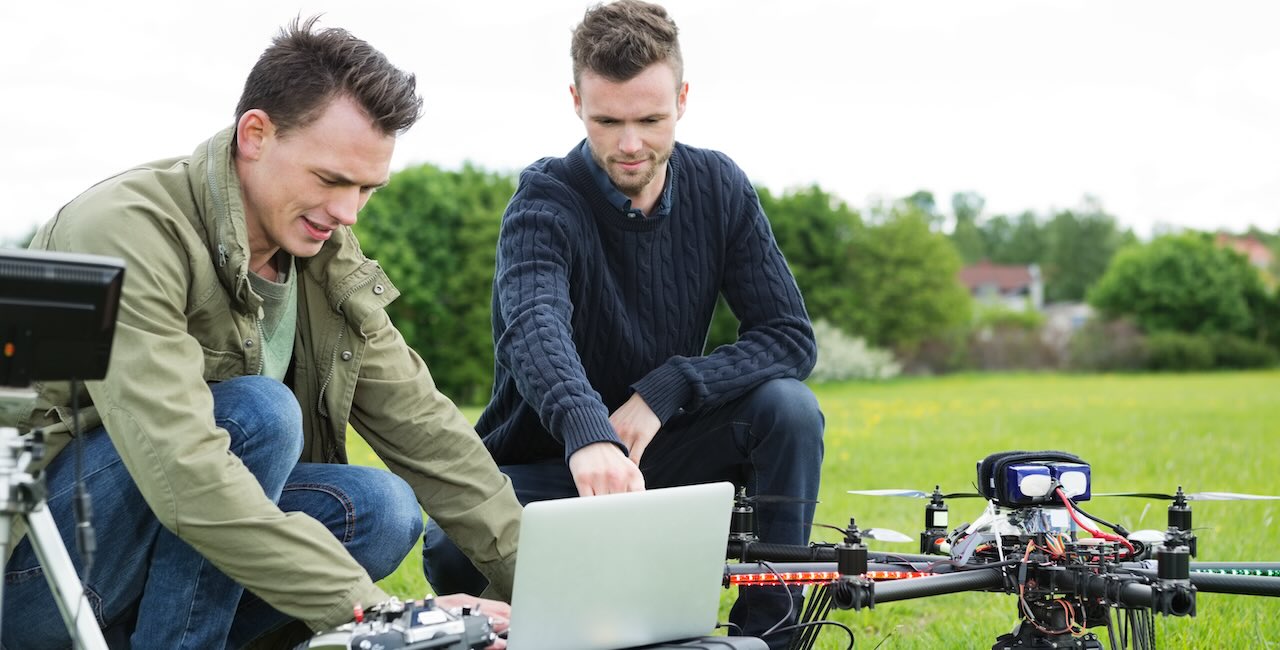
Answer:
[{"left": 189, "top": 126, "right": 263, "bottom": 316}]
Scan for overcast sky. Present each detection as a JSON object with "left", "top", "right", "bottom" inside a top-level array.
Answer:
[{"left": 2, "top": 0, "right": 1277, "bottom": 244}]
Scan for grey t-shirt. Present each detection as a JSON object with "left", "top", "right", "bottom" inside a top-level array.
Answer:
[{"left": 247, "top": 255, "right": 297, "bottom": 381}]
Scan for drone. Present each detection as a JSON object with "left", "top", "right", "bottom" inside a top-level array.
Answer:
[{"left": 724, "top": 450, "right": 1280, "bottom": 650}]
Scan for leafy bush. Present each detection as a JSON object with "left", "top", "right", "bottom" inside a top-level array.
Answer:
[
  {"left": 969, "top": 323, "right": 1059, "bottom": 370},
  {"left": 1089, "top": 233, "right": 1266, "bottom": 337},
  {"left": 355, "top": 163, "right": 513, "bottom": 403},
  {"left": 1210, "top": 334, "right": 1278, "bottom": 369},
  {"left": 1068, "top": 318, "right": 1147, "bottom": 371},
  {"left": 973, "top": 304, "right": 1045, "bottom": 331},
  {"left": 1145, "top": 332, "right": 1215, "bottom": 371},
  {"left": 809, "top": 319, "right": 901, "bottom": 381}
]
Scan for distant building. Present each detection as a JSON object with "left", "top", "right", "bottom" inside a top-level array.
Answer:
[
  {"left": 957, "top": 261, "right": 1043, "bottom": 311},
  {"left": 1215, "top": 233, "right": 1274, "bottom": 270}
]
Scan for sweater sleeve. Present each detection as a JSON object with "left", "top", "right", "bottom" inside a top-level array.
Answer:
[
  {"left": 492, "top": 177, "right": 626, "bottom": 460},
  {"left": 631, "top": 161, "right": 816, "bottom": 422}
]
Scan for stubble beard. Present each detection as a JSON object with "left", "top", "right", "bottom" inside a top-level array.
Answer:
[{"left": 598, "top": 147, "right": 672, "bottom": 198}]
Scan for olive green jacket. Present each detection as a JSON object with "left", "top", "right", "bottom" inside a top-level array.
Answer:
[{"left": 14, "top": 127, "right": 521, "bottom": 631}]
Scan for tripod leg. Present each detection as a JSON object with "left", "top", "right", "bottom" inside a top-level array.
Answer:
[{"left": 25, "top": 504, "right": 108, "bottom": 650}]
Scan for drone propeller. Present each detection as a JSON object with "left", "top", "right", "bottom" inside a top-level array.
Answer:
[
  {"left": 1127, "top": 529, "right": 1168, "bottom": 544},
  {"left": 848, "top": 488, "right": 982, "bottom": 499},
  {"left": 813, "top": 522, "right": 913, "bottom": 544},
  {"left": 743, "top": 494, "right": 821, "bottom": 505},
  {"left": 1095, "top": 491, "right": 1280, "bottom": 501},
  {"left": 862, "top": 527, "right": 914, "bottom": 543}
]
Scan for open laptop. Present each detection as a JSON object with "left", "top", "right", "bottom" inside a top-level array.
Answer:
[{"left": 505, "top": 481, "right": 735, "bottom": 650}]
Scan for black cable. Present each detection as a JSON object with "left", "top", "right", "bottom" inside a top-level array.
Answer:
[
  {"left": 792, "top": 584, "right": 820, "bottom": 650},
  {"left": 1106, "top": 606, "right": 1119, "bottom": 650},
  {"left": 1069, "top": 499, "right": 1130, "bottom": 537},
  {"left": 794, "top": 582, "right": 834, "bottom": 650},
  {"left": 70, "top": 378, "right": 97, "bottom": 636},
  {"left": 765, "top": 620, "right": 854, "bottom": 650},
  {"left": 71, "top": 378, "right": 95, "bottom": 581},
  {"left": 757, "top": 561, "right": 797, "bottom": 639},
  {"left": 715, "top": 622, "right": 743, "bottom": 635}
]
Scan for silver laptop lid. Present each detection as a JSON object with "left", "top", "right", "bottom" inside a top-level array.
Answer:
[{"left": 506, "top": 481, "right": 735, "bottom": 650}]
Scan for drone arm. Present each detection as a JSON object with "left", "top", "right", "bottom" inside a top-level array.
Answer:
[
  {"left": 728, "top": 540, "right": 835, "bottom": 563},
  {"left": 1066, "top": 571, "right": 1155, "bottom": 608},
  {"left": 871, "top": 567, "right": 1004, "bottom": 604},
  {"left": 725, "top": 561, "right": 933, "bottom": 578},
  {"left": 1122, "top": 567, "right": 1280, "bottom": 597}
]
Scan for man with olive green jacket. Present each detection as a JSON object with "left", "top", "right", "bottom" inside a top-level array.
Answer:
[{"left": 3, "top": 18, "right": 519, "bottom": 650}]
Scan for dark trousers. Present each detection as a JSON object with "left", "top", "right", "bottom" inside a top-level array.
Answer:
[{"left": 423, "top": 378, "right": 824, "bottom": 650}]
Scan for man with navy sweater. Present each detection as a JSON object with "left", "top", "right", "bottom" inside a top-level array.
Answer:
[{"left": 423, "top": 1, "right": 823, "bottom": 647}]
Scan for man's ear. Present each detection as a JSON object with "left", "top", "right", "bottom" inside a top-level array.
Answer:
[
  {"left": 235, "top": 109, "right": 273, "bottom": 160},
  {"left": 676, "top": 81, "right": 689, "bottom": 120},
  {"left": 570, "top": 84, "right": 583, "bottom": 120}
]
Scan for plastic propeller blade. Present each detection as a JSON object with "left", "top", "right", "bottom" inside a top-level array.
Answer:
[
  {"left": 848, "top": 489, "right": 982, "bottom": 499},
  {"left": 863, "top": 528, "right": 913, "bottom": 543},
  {"left": 1095, "top": 491, "right": 1280, "bottom": 501},
  {"left": 1127, "top": 529, "right": 1167, "bottom": 543}
]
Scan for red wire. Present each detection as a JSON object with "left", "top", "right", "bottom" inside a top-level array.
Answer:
[{"left": 1055, "top": 488, "right": 1136, "bottom": 556}]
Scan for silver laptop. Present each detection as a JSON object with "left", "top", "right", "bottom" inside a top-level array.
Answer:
[{"left": 506, "top": 481, "right": 735, "bottom": 650}]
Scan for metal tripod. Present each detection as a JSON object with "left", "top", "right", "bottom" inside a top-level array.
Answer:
[{"left": 0, "top": 388, "right": 107, "bottom": 649}]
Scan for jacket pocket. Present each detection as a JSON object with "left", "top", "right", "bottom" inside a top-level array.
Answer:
[{"left": 202, "top": 347, "right": 246, "bottom": 381}]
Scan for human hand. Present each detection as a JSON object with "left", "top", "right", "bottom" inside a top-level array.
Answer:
[
  {"left": 435, "top": 593, "right": 510, "bottom": 649},
  {"left": 609, "top": 392, "right": 661, "bottom": 466},
  {"left": 567, "top": 441, "right": 646, "bottom": 496}
]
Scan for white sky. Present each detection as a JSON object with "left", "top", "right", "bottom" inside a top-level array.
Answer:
[{"left": 2, "top": 0, "right": 1278, "bottom": 244}]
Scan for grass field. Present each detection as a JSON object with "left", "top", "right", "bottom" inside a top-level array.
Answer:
[{"left": 348, "top": 371, "right": 1280, "bottom": 649}]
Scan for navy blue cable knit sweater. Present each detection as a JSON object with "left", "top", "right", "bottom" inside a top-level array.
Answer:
[{"left": 477, "top": 140, "right": 816, "bottom": 464}]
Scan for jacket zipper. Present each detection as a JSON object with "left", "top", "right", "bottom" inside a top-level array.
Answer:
[{"left": 254, "top": 309, "right": 266, "bottom": 376}]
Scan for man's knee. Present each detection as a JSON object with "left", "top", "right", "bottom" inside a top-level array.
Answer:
[
  {"left": 748, "top": 378, "right": 824, "bottom": 446},
  {"left": 212, "top": 375, "right": 304, "bottom": 464},
  {"left": 358, "top": 473, "right": 423, "bottom": 580}
]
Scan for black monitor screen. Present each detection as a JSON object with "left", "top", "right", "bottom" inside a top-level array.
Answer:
[{"left": 0, "top": 248, "right": 125, "bottom": 387}]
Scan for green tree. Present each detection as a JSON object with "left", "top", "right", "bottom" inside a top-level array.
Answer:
[
  {"left": 354, "top": 162, "right": 514, "bottom": 403},
  {"left": 951, "top": 191, "right": 985, "bottom": 224},
  {"left": 762, "top": 185, "right": 862, "bottom": 327},
  {"left": 1088, "top": 233, "right": 1267, "bottom": 337},
  {"left": 849, "top": 201, "right": 971, "bottom": 350},
  {"left": 988, "top": 210, "right": 1046, "bottom": 265},
  {"left": 903, "top": 189, "right": 943, "bottom": 230},
  {"left": 949, "top": 191, "right": 987, "bottom": 264},
  {"left": 1041, "top": 198, "right": 1135, "bottom": 302},
  {"left": 708, "top": 184, "right": 863, "bottom": 351}
]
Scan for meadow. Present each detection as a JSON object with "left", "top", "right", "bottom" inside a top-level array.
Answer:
[{"left": 348, "top": 371, "right": 1280, "bottom": 649}]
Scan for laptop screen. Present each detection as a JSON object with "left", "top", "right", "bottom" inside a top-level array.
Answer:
[{"left": 506, "top": 482, "right": 735, "bottom": 650}]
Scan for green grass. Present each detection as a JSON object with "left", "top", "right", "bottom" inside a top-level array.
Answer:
[{"left": 348, "top": 371, "right": 1280, "bottom": 648}]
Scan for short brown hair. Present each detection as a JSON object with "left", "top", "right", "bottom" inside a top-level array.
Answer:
[
  {"left": 571, "top": 0, "right": 682, "bottom": 86},
  {"left": 235, "top": 15, "right": 422, "bottom": 144}
]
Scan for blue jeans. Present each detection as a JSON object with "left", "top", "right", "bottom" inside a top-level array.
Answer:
[
  {"left": 2, "top": 375, "right": 422, "bottom": 650},
  {"left": 423, "top": 378, "right": 823, "bottom": 650}
]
